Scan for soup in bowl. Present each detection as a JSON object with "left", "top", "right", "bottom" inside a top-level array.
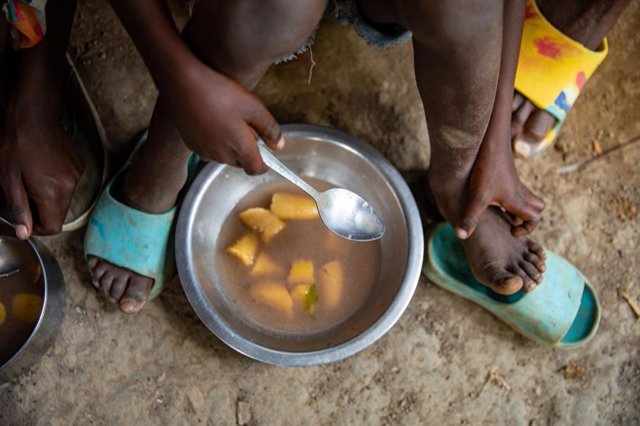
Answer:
[{"left": 176, "top": 124, "right": 423, "bottom": 366}]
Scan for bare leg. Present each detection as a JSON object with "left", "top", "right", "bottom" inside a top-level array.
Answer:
[
  {"left": 88, "top": 0, "right": 328, "bottom": 313},
  {"left": 359, "top": 0, "right": 546, "bottom": 294},
  {"left": 512, "top": 0, "right": 630, "bottom": 156}
]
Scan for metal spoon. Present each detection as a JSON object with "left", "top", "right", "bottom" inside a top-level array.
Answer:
[
  {"left": 257, "top": 140, "right": 385, "bottom": 242},
  {"left": 0, "top": 236, "right": 23, "bottom": 278}
]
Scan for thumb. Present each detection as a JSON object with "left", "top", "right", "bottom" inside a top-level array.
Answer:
[
  {"left": 245, "top": 101, "right": 285, "bottom": 151},
  {"left": 4, "top": 177, "right": 33, "bottom": 240},
  {"left": 455, "top": 195, "right": 487, "bottom": 239}
]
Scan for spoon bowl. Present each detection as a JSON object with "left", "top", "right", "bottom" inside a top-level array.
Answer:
[
  {"left": 317, "top": 188, "right": 385, "bottom": 241},
  {"left": 257, "top": 140, "right": 385, "bottom": 241},
  {"left": 0, "top": 236, "right": 26, "bottom": 277}
]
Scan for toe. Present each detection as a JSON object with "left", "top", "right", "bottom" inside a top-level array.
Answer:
[
  {"left": 110, "top": 275, "right": 129, "bottom": 302},
  {"left": 520, "top": 260, "right": 543, "bottom": 287},
  {"left": 512, "top": 92, "right": 525, "bottom": 112},
  {"left": 119, "top": 275, "right": 153, "bottom": 314},
  {"left": 510, "top": 265, "right": 535, "bottom": 293},
  {"left": 87, "top": 256, "right": 99, "bottom": 270},
  {"left": 486, "top": 264, "right": 523, "bottom": 295},
  {"left": 524, "top": 252, "right": 545, "bottom": 272},
  {"left": 527, "top": 240, "right": 546, "bottom": 260},
  {"left": 522, "top": 110, "right": 557, "bottom": 143},
  {"left": 100, "top": 272, "right": 116, "bottom": 296},
  {"left": 513, "top": 99, "right": 535, "bottom": 126},
  {"left": 91, "top": 260, "right": 109, "bottom": 282},
  {"left": 512, "top": 100, "right": 536, "bottom": 137}
]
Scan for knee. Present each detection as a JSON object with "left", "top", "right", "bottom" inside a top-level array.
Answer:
[
  {"left": 398, "top": 0, "right": 502, "bottom": 48},
  {"left": 188, "top": 0, "right": 327, "bottom": 66}
]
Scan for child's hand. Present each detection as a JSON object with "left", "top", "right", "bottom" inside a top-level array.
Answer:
[
  {"left": 455, "top": 121, "right": 545, "bottom": 240},
  {"left": 0, "top": 103, "right": 84, "bottom": 239},
  {"left": 168, "top": 62, "right": 283, "bottom": 175}
]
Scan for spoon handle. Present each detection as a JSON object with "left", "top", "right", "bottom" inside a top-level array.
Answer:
[{"left": 257, "top": 140, "right": 321, "bottom": 199}]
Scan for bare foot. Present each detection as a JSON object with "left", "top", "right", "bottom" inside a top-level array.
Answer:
[
  {"left": 420, "top": 174, "right": 546, "bottom": 294},
  {"left": 512, "top": 0, "right": 629, "bottom": 156},
  {"left": 87, "top": 122, "right": 192, "bottom": 313},
  {"left": 460, "top": 206, "right": 545, "bottom": 294}
]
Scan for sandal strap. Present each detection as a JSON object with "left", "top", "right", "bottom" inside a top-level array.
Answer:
[{"left": 84, "top": 176, "right": 176, "bottom": 300}]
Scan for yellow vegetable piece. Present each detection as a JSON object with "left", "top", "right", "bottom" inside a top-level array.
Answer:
[
  {"left": 318, "top": 261, "right": 344, "bottom": 309},
  {"left": 251, "top": 253, "right": 284, "bottom": 278},
  {"left": 12, "top": 293, "right": 43, "bottom": 323},
  {"left": 250, "top": 282, "right": 294, "bottom": 318},
  {"left": 0, "top": 302, "right": 6, "bottom": 325},
  {"left": 226, "top": 233, "right": 259, "bottom": 266},
  {"left": 270, "top": 192, "right": 319, "bottom": 220},
  {"left": 239, "top": 207, "right": 285, "bottom": 242},
  {"left": 287, "top": 260, "right": 314, "bottom": 287}
]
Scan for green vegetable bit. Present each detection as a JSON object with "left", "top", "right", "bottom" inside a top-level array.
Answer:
[{"left": 304, "top": 284, "right": 319, "bottom": 317}]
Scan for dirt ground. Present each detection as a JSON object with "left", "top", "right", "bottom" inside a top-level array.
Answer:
[{"left": 1, "top": 1, "right": 639, "bottom": 425}]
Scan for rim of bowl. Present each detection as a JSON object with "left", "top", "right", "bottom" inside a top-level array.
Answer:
[
  {"left": 176, "top": 124, "right": 424, "bottom": 366},
  {"left": 0, "top": 217, "right": 50, "bottom": 373}
]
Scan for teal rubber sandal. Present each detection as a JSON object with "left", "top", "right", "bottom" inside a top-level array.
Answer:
[
  {"left": 84, "top": 133, "right": 201, "bottom": 300},
  {"left": 423, "top": 224, "right": 601, "bottom": 348}
]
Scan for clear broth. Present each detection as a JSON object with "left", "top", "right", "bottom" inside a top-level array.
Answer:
[
  {"left": 218, "top": 180, "right": 382, "bottom": 335},
  {"left": 0, "top": 258, "right": 43, "bottom": 365}
]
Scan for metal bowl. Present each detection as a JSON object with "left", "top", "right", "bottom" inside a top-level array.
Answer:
[
  {"left": 176, "top": 124, "right": 423, "bottom": 366},
  {"left": 0, "top": 218, "right": 65, "bottom": 382}
]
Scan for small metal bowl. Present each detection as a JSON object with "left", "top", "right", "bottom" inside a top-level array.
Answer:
[
  {"left": 176, "top": 124, "right": 423, "bottom": 366},
  {"left": 0, "top": 218, "right": 65, "bottom": 382}
]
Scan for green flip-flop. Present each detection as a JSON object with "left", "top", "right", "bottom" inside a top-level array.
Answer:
[
  {"left": 423, "top": 224, "right": 601, "bottom": 348},
  {"left": 84, "top": 133, "right": 201, "bottom": 300}
]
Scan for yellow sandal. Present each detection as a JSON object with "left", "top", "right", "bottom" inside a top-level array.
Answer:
[{"left": 514, "top": 0, "right": 608, "bottom": 157}]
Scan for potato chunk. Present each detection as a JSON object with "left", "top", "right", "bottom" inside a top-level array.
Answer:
[
  {"left": 287, "top": 260, "right": 314, "bottom": 287},
  {"left": 291, "top": 283, "right": 318, "bottom": 315},
  {"left": 12, "top": 293, "right": 43, "bottom": 323},
  {"left": 0, "top": 302, "right": 5, "bottom": 325},
  {"left": 270, "top": 192, "right": 319, "bottom": 220},
  {"left": 250, "top": 282, "right": 294, "bottom": 318},
  {"left": 318, "top": 261, "right": 344, "bottom": 309},
  {"left": 251, "top": 253, "right": 284, "bottom": 278},
  {"left": 239, "top": 207, "right": 285, "bottom": 242},
  {"left": 226, "top": 233, "right": 259, "bottom": 266}
]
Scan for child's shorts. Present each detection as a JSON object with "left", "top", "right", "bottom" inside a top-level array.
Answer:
[
  {"left": 279, "top": 0, "right": 412, "bottom": 62},
  {"left": 2, "top": 0, "right": 47, "bottom": 49}
]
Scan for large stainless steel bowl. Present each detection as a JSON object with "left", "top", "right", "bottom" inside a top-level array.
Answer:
[
  {"left": 176, "top": 124, "right": 423, "bottom": 366},
  {"left": 0, "top": 218, "right": 65, "bottom": 382}
]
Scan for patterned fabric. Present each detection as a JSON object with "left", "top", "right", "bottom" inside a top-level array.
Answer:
[
  {"left": 2, "top": 0, "right": 47, "bottom": 49},
  {"left": 515, "top": 0, "right": 608, "bottom": 145}
]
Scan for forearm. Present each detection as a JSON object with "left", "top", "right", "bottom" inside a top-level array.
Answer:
[
  {"left": 107, "top": 0, "right": 200, "bottom": 95},
  {"left": 14, "top": 0, "right": 77, "bottom": 108},
  {"left": 497, "top": 0, "right": 525, "bottom": 108},
  {"left": 481, "top": 0, "right": 525, "bottom": 155}
]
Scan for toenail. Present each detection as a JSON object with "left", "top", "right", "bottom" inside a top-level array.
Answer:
[
  {"left": 456, "top": 228, "right": 469, "bottom": 239},
  {"left": 92, "top": 281, "right": 100, "bottom": 288},
  {"left": 120, "top": 300, "right": 137, "bottom": 312},
  {"left": 514, "top": 139, "right": 532, "bottom": 157}
]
